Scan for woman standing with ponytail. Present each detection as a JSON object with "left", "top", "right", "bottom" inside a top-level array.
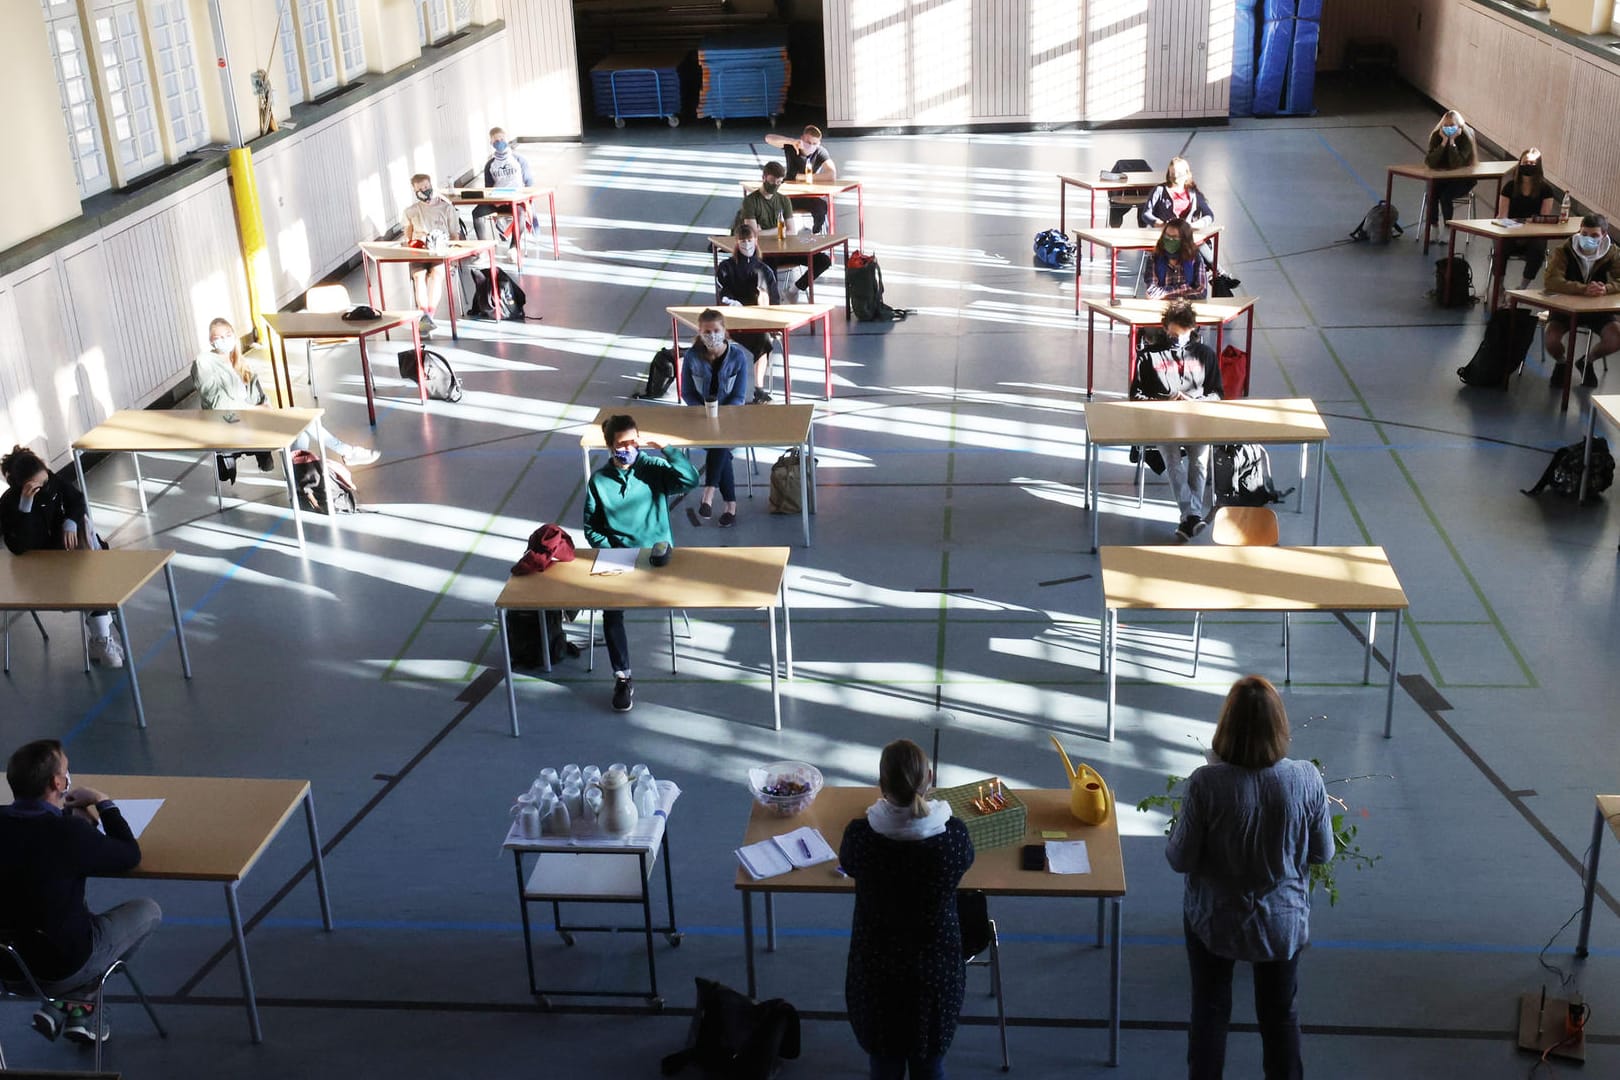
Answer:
[{"left": 841, "top": 739, "right": 975, "bottom": 1080}]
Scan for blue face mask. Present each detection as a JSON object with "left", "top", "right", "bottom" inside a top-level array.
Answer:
[
  {"left": 612, "top": 446, "right": 639, "bottom": 467},
  {"left": 1441, "top": 125, "right": 1459, "bottom": 138},
  {"left": 492, "top": 140, "right": 509, "bottom": 153},
  {"left": 1577, "top": 234, "right": 1601, "bottom": 254}
]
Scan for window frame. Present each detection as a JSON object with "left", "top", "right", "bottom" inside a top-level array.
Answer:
[
  {"left": 332, "top": 0, "right": 366, "bottom": 82},
  {"left": 41, "top": 0, "right": 111, "bottom": 197},
  {"left": 90, "top": 0, "right": 165, "bottom": 180},
  {"left": 275, "top": 0, "right": 305, "bottom": 106},
  {"left": 293, "top": 0, "right": 339, "bottom": 98},
  {"left": 144, "top": 0, "right": 208, "bottom": 155}
]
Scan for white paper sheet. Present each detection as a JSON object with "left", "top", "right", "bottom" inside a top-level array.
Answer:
[
  {"left": 591, "top": 548, "right": 639, "bottom": 575},
  {"left": 1046, "top": 839, "right": 1091, "bottom": 875},
  {"left": 105, "top": 798, "right": 164, "bottom": 840}
]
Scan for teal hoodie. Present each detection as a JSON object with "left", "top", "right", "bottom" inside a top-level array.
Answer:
[{"left": 583, "top": 448, "right": 700, "bottom": 549}]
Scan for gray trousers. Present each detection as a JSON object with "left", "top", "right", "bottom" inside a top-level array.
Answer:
[
  {"left": 1158, "top": 443, "right": 1211, "bottom": 520},
  {"left": 41, "top": 898, "right": 162, "bottom": 999}
]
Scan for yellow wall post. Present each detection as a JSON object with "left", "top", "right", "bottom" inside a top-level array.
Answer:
[{"left": 226, "top": 147, "right": 274, "bottom": 347}]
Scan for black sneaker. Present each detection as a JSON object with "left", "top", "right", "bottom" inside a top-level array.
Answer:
[
  {"left": 612, "top": 676, "right": 634, "bottom": 712},
  {"left": 1215, "top": 273, "right": 1242, "bottom": 290},
  {"left": 1188, "top": 515, "right": 1207, "bottom": 538},
  {"left": 751, "top": 388, "right": 773, "bottom": 404},
  {"left": 718, "top": 511, "right": 736, "bottom": 528},
  {"left": 255, "top": 452, "right": 275, "bottom": 472},
  {"left": 1173, "top": 517, "right": 1195, "bottom": 544},
  {"left": 1550, "top": 363, "right": 1570, "bottom": 386},
  {"left": 32, "top": 1001, "right": 66, "bottom": 1042},
  {"left": 698, "top": 502, "right": 712, "bottom": 519},
  {"left": 63, "top": 1003, "right": 107, "bottom": 1045},
  {"left": 1584, "top": 365, "right": 1600, "bottom": 389}
]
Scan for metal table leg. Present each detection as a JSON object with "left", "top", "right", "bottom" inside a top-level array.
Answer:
[
  {"left": 224, "top": 881, "right": 263, "bottom": 1043},
  {"left": 768, "top": 604, "right": 781, "bottom": 731},
  {"left": 1363, "top": 613, "right": 1377, "bottom": 684},
  {"left": 73, "top": 451, "right": 89, "bottom": 516},
  {"left": 114, "top": 606, "right": 145, "bottom": 729},
  {"left": 798, "top": 440, "right": 811, "bottom": 546},
  {"left": 781, "top": 583, "right": 793, "bottom": 680},
  {"left": 516, "top": 852, "right": 538, "bottom": 993},
  {"left": 1312, "top": 443, "right": 1326, "bottom": 541},
  {"left": 765, "top": 893, "right": 776, "bottom": 952},
  {"left": 1383, "top": 609, "right": 1402, "bottom": 738},
  {"left": 1576, "top": 803, "right": 1606, "bottom": 958},
  {"left": 303, "top": 790, "right": 335, "bottom": 930},
  {"left": 638, "top": 850, "right": 659, "bottom": 1001},
  {"left": 1108, "top": 899, "right": 1122, "bottom": 1066},
  {"left": 742, "top": 892, "right": 757, "bottom": 997},
  {"left": 1106, "top": 608, "right": 1117, "bottom": 742},
  {"left": 498, "top": 609, "right": 520, "bottom": 737},
  {"left": 1579, "top": 403, "right": 1598, "bottom": 503},
  {"left": 162, "top": 564, "right": 192, "bottom": 678},
  {"left": 132, "top": 454, "right": 150, "bottom": 515},
  {"left": 281, "top": 448, "right": 306, "bottom": 551}
]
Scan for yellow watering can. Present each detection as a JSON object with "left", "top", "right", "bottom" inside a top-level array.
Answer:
[{"left": 1049, "top": 735, "right": 1113, "bottom": 825}]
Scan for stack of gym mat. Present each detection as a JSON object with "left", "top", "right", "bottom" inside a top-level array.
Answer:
[
  {"left": 697, "top": 31, "right": 790, "bottom": 123},
  {"left": 1248, "top": 0, "right": 1320, "bottom": 117},
  {"left": 590, "top": 52, "right": 686, "bottom": 125}
]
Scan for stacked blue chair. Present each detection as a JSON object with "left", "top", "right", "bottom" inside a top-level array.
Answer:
[
  {"left": 697, "top": 31, "right": 791, "bottom": 127},
  {"left": 591, "top": 52, "right": 686, "bottom": 128}
]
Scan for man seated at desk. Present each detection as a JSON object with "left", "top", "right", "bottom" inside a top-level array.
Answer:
[
  {"left": 1132, "top": 300, "right": 1225, "bottom": 544},
  {"left": 1544, "top": 214, "right": 1620, "bottom": 389},
  {"left": 0, "top": 739, "right": 160, "bottom": 1046},
  {"left": 765, "top": 124, "right": 837, "bottom": 233},
  {"left": 403, "top": 173, "right": 461, "bottom": 336},
  {"left": 734, "top": 161, "right": 831, "bottom": 304},
  {"left": 583, "top": 415, "right": 701, "bottom": 714},
  {"left": 472, "top": 126, "right": 537, "bottom": 247}
]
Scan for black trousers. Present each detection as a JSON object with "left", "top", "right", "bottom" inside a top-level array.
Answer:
[
  {"left": 791, "top": 195, "right": 828, "bottom": 233},
  {"left": 768, "top": 253, "right": 831, "bottom": 291},
  {"left": 1430, "top": 179, "right": 1477, "bottom": 224},
  {"left": 603, "top": 610, "right": 630, "bottom": 674},
  {"left": 1185, "top": 919, "right": 1303, "bottom": 1080}
]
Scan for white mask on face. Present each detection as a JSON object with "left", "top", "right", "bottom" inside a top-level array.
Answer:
[
  {"left": 701, "top": 330, "right": 727, "bottom": 350},
  {"left": 1174, "top": 330, "right": 1193, "bottom": 347},
  {"left": 738, "top": 240, "right": 757, "bottom": 257},
  {"left": 211, "top": 335, "right": 236, "bottom": 355}
]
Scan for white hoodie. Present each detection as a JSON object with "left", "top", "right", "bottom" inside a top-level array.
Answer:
[
  {"left": 1571, "top": 232, "right": 1613, "bottom": 281},
  {"left": 866, "top": 796, "right": 953, "bottom": 841}
]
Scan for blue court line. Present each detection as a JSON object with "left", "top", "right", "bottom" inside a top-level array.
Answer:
[
  {"left": 61, "top": 515, "right": 289, "bottom": 746},
  {"left": 1314, "top": 132, "right": 1381, "bottom": 202}
]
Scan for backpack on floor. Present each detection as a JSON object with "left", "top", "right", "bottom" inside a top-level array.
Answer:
[
  {"left": 1458, "top": 308, "right": 1538, "bottom": 389},
  {"left": 1522, "top": 437, "right": 1615, "bottom": 499},
  {"left": 505, "top": 609, "right": 581, "bottom": 668},
  {"left": 660, "top": 978, "right": 800, "bottom": 1080},
  {"left": 636, "top": 347, "right": 677, "bottom": 400},
  {"left": 468, "top": 267, "right": 527, "bottom": 320},
  {"left": 1220, "top": 345, "right": 1251, "bottom": 399},
  {"left": 768, "top": 449, "right": 802, "bottom": 514},
  {"left": 398, "top": 347, "right": 465, "bottom": 402},
  {"left": 1213, "top": 444, "right": 1294, "bottom": 507},
  {"left": 1431, "top": 256, "right": 1476, "bottom": 308},
  {"left": 1033, "top": 228, "right": 1076, "bottom": 269},
  {"left": 1349, "top": 201, "right": 1403, "bottom": 245},
  {"left": 846, "top": 252, "right": 908, "bottom": 322},
  {"left": 291, "top": 450, "right": 359, "bottom": 514}
]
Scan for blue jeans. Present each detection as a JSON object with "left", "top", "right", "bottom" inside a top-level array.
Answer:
[
  {"left": 869, "top": 1054, "right": 945, "bottom": 1080},
  {"left": 292, "top": 428, "right": 353, "bottom": 457},
  {"left": 702, "top": 448, "right": 735, "bottom": 503}
]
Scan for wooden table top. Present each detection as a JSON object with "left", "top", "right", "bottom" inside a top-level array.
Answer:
[
  {"left": 1071, "top": 223, "right": 1223, "bottom": 249},
  {"left": 1086, "top": 397, "right": 1327, "bottom": 446},
  {"left": 1057, "top": 171, "right": 1159, "bottom": 191},
  {"left": 1387, "top": 160, "right": 1516, "bottom": 182},
  {"left": 261, "top": 310, "right": 415, "bottom": 338},
  {"left": 734, "top": 786, "right": 1125, "bottom": 897},
  {"left": 667, "top": 303, "right": 837, "bottom": 332},
  {"left": 74, "top": 408, "right": 323, "bottom": 453},
  {"left": 1599, "top": 795, "right": 1620, "bottom": 843},
  {"left": 1446, "top": 218, "right": 1581, "bottom": 241},
  {"left": 445, "top": 186, "right": 552, "bottom": 204},
  {"left": 359, "top": 239, "right": 496, "bottom": 262},
  {"left": 497, "top": 546, "right": 790, "bottom": 612},
  {"left": 580, "top": 404, "right": 813, "bottom": 449},
  {"left": 738, "top": 179, "right": 862, "bottom": 196},
  {"left": 1590, "top": 395, "right": 1620, "bottom": 428},
  {"left": 709, "top": 234, "right": 850, "bottom": 256},
  {"left": 1082, "top": 296, "right": 1258, "bottom": 326},
  {"left": 1506, "top": 288, "right": 1620, "bottom": 315},
  {"left": 0, "top": 550, "right": 173, "bottom": 610},
  {"left": 1101, "top": 545, "right": 1408, "bottom": 612},
  {"left": 1, "top": 775, "right": 310, "bottom": 882}
]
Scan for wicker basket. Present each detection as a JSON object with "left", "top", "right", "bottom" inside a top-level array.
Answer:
[{"left": 937, "top": 779, "right": 1027, "bottom": 851}]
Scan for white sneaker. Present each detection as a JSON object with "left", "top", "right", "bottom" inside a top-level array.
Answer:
[
  {"left": 342, "top": 447, "right": 380, "bottom": 467},
  {"left": 784, "top": 283, "right": 803, "bottom": 304},
  {"left": 419, "top": 313, "right": 436, "bottom": 333},
  {"left": 89, "top": 635, "right": 124, "bottom": 669}
]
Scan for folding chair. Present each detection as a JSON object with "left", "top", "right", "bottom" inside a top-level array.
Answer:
[
  {"left": 302, "top": 283, "right": 353, "bottom": 398},
  {"left": 957, "top": 890, "right": 1009, "bottom": 1071},
  {"left": 0, "top": 932, "right": 165, "bottom": 1072},
  {"left": 3, "top": 612, "right": 91, "bottom": 676}
]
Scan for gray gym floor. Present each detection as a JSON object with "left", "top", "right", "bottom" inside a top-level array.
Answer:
[{"left": 2, "top": 78, "right": 1615, "bottom": 1077}]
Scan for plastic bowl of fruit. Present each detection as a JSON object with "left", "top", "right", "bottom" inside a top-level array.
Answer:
[{"left": 748, "top": 761, "right": 824, "bottom": 817}]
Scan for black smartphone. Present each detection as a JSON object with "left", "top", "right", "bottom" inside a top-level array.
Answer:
[{"left": 1020, "top": 843, "right": 1044, "bottom": 871}]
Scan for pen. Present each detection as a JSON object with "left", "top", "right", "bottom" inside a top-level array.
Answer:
[{"left": 799, "top": 837, "right": 812, "bottom": 858}]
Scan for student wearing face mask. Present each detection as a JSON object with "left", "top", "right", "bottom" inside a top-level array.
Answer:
[
  {"left": 1133, "top": 301, "right": 1224, "bottom": 543},
  {"left": 472, "top": 126, "right": 536, "bottom": 248},
  {"left": 0, "top": 448, "right": 122, "bottom": 667},
  {"left": 403, "top": 173, "right": 461, "bottom": 334},
  {"left": 734, "top": 162, "right": 831, "bottom": 302},
  {"left": 194, "top": 318, "right": 378, "bottom": 467},
  {"left": 680, "top": 311, "right": 752, "bottom": 527},
  {"left": 716, "top": 223, "right": 781, "bottom": 402},
  {"left": 1144, "top": 220, "right": 1209, "bottom": 300},
  {"left": 583, "top": 414, "right": 701, "bottom": 712},
  {"left": 1544, "top": 214, "right": 1620, "bottom": 388},
  {"left": 1423, "top": 110, "right": 1478, "bottom": 232},
  {"left": 1495, "top": 149, "right": 1560, "bottom": 289},
  {"left": 766, "top": 125, "right": 837, "bottom": 233},
  {"left": 1139, "top": 158, "right": 1238, "bottom": 293}
]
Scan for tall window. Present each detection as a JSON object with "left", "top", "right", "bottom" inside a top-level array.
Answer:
[
  {"left": 145, "top": 0, "right": 207, "bottom": 153},
  {"left": 41, "top": 0, "right": 110, "bottom": 197},
  {"left": 295, "top": 0, "right": 338, "bottom": 96},
  {"left": 419, "top": 0, "right": 451, "bottom": 46},
  {"left": 333, "top": 0, "right": 366, "bottom": 81},
  {"left": 92, "top": 1, "right": 163, "bottom": 177},
  {"left": 453, "top": 0, "right": 474, "bottom": 31},
  {"left": 275, "top": 0, "right": 304, "bottom": 106}
]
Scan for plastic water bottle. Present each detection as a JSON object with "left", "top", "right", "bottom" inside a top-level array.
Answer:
[{"left": 1560, "top": 193, "right": 1571, "bottom": 224}]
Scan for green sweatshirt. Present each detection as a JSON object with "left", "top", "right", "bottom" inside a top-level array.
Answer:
[
  {"left": 733, "top": 187, "right": 795, "bottom": 234},
  {"left": 583, "top": 449, "right": 700, "bottom": 549}
]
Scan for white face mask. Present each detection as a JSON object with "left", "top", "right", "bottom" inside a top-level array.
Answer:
[
  {"left": 701, "top": 331, "right": 727, "bottom": 350},
  {"left": 211, "top": 335, "right": 236, "bottom": 355},
  {"left": 738, "top": 240, "right": 757, "bottom": 257},
  {"left": 1174, "top": 330, "right": 1193, "bottom": 347}
]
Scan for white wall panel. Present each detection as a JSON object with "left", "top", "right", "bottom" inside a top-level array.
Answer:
[{"left": 495, "top": 0, "right": 581, "bottom": 139}]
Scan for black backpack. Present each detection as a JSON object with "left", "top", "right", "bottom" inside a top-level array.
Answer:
[
  {"left": 505, "top": 609, "right": 581, "bottom": 668},
  {"left": 1213, "top": 443, "right": 1294, "bottom": 507},
  {"left": 398, "top": 347, "right": 465, "bottom": 402},
  {"left": 1522, "top": 437, "right": 1616, "bottom": 499},
  {"left": 291, "top": 451, "right": 359, "bottom": 514},
  {"left": 468, "top": 267, "right": 527, "bottom": 320},
  {"left": 637, "top": 347, "right": 677, "bottom": 399},
  {"left": 661, "top": 978, "right": 800, "bottom": 1080},
  {"left": 846, "top": 254, "right": 907, "bottom": 322},
  {"left": 1432, "top": 256, "right": 1475, "bottom": 308},
  {"left": 1349, "top": 201, "right": 1403, "bottom": 245},
  {"left": 1033, "top": 228, "right": 1075, "bottom": 268},
  {"left": 1458, "top": 308, "right": 1538, "bottom": 389}
]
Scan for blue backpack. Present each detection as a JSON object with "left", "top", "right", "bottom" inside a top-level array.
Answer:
[{"left": 1033, "top": 228, "right": 1075, "bottom": 269}]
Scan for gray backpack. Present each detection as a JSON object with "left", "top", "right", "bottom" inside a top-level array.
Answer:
[{"left": 1349, "top": 201, "right": 1403, "bottom": 245}]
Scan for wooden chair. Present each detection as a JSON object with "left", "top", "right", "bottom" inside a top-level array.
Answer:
[
  {"left": 301, "top": 284, "right": 353, "bottom": 397},
  {"left": 1192, "top": 506, "right": 1292, "bottom": 684}
]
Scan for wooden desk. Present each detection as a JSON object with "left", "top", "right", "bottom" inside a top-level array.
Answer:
[
  {"left": 580, "top": 405, "right": 817, "bottom": 547},
  {"left": 1383, "top": 160, "right": 1515, "bottom": 253},
  {"left": 1057, "top": 170, "right": 1159, "bottom": 237},
  {"left": 446, "top": 185, "right": 560, "bottom": 266},
  {"left": 1083, "top": 398, "right": 1329, "bottom": 552},
  {"left": 260, "top": 310, "right": 422, "bottom": 425},
  {"left": 667, "top": 303, "right": 838, "bottom": 403},
  {"left": 495, "top": 546, "right": 793, "bottom": 734},
  {"left": 709, "top": 234, "right": 852, "bottom": 319},
  {"left": 1507, "top": 288, "right": 1620, "bottom": 412},
  {"left": 1081, "top": 296, "right": 1259, "bottom": 399},
  {"left": 738, "top": 179, "right": 866, "bottom": 246},
  {"left": 1444, "top": 219, "right": 1579, "bottom": 312},
  {"left": 1099, "top": 545, "right": 1408, "bottom": 740},
  {"left": 0, "top": 551, "right": 190, "bottom": 729},
  {"left": 73, "top": 408, "right": 329, "bottom": 551},
  {"left": 735, "top": 785, "right": 1127, "bottom": 1066},
  {"left": 1579, "top": 394, "right": 1620, "bottom": 511},
  {"left": 358, "top": 238, "right": 502, "bottom": 340},
  {"left": 1576, "top": 794, "right": 1620, "bottom": 957},
  {"left": 69, "top": 774, "right": 332, "bottom": 1042},
  {"left": 1071, "top": 224, "right": 1224, "bottom": 309}
]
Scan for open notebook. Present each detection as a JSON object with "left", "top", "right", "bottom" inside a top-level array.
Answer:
[{"left": 735, "top": 826, "right": 837, "bottom": 880}]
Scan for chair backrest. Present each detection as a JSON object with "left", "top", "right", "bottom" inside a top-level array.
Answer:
[
  {"left": 1110, "top": 158, "right": 1152, "bottom": 174},
  {"left": 957, "top": 890, "right": 991, "bottom": 959},
  {"left": 305, "top": 284, "right": 352, "bottom": 314},
  {"left": 1210, "top": 506, "right": 1280, "bottom": 547}
]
